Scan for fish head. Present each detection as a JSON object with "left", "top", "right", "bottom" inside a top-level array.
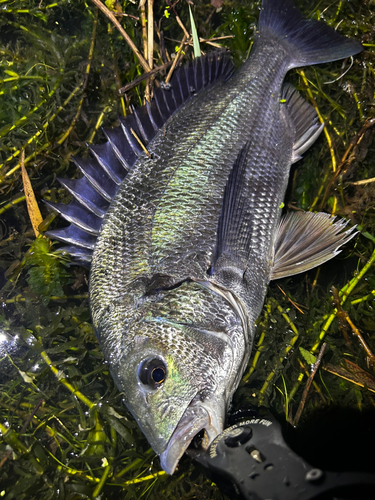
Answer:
[{"left": 95, "top": 279, "right": 249, "bottom": 474}]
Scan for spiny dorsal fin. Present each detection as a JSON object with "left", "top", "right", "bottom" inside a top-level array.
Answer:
[
  {"left": 270, "top": 211, "right": 358, "bottom": 280},
  {"left": 281, "top": 83, "right": 324, "bottom": 163},
  {"left": 46, "top": 52, "right": 234, "bottom": 264},
  {"left": 46, "top": 225, "right": 96, "bottom": 251}
]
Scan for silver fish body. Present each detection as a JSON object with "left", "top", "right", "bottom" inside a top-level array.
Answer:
[
  {"left": 49, "top": 0, "right": 362, "bottom": 475},
  {"left": 91, "top": 35, "right": 288, "bottom": 474}
]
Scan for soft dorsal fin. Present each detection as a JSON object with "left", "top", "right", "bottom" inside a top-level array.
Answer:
[
  {"left": 46, "top": 52, "right": 234, "bottom": 264},
  {"left": 270, "top": 211, "right": 357, "bottom": 280},
  {"left": 281, "top": 83, "right": 324, "bottom": 163}
]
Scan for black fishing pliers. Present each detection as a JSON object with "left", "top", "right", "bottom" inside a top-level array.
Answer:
[{"left": 190, "top": 410, "right": 375, "bottom": 500}]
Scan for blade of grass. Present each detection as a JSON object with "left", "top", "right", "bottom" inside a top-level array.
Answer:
[{"left": 189, "top": 5, "right": 201, "bottom": 58}]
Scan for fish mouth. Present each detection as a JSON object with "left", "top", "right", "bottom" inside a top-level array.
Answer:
[{"left": 159, "top": 397, "right": 223, "bottom": 475}]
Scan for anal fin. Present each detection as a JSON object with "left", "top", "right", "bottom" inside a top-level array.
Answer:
[{"left": 270, "top": 211, "right": 358, "bottom": 280}]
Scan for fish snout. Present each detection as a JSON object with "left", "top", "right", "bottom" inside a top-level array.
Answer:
[{"left": 159, "top": 394, "right": 225, "bottom": 474}]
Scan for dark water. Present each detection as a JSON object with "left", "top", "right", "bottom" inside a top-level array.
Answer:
[{"left": 0, "top": 1, "right": 374, "bottom": 498}]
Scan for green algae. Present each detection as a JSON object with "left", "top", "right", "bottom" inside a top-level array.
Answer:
[{"left": 0, "top": 1, "right": 374, "bottom": 498}]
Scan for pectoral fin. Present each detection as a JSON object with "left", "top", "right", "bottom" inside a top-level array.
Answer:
[
  {"left": 270, "top": 211, "right": 357, "bottom": 280},
  {"left": 212, "top": 142, "right": 252, "bottom": 274}
]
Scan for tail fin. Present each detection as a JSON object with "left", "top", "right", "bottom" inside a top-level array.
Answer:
[{"left": 258, "top": 0, "right": 362, "bottom": 68}]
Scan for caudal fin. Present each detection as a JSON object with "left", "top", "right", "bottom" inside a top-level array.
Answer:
[{"left": 258, "top": 0, "right": 363, "bottom": 68}]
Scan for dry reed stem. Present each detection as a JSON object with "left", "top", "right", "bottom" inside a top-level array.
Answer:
[
  {"left": 139, "top": 0, "right": 148, "bottom": 60},
  {"left": 119, "top": 61, "right": 172, "bottom": 93},
  {"left": 293, "top": 343, "right": 327, "bottom": 426},
  {"left": 320, "top": 116, "right": 375, "bottom": 207},
  {"left": 351, "top": 177, "right": 375, "bottom": 185},
  {"left": 332, "top": 287, "right": 375, "bottom": 368},
  {"left": 323, "top": 361, "right": 375, "bottom": 393},
  {"left": 147, "top": 0, "right": 154, "bottom": 70},
  {"left": 165, "top": 35, "right": 188, "bottom": 84},
  {"left": 90, "top": 0, "right": 151, "bottom": 73},
  {"left": 175, "top": 13, "right": 190, "bottom": 38}
]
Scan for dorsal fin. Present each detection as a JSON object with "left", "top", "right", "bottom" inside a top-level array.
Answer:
[
  {"left": 46, "top": 52, "right": 234, "bottom": 264},
  {"left": 281, "top": 83, "right": 324, "bottom": 163}
]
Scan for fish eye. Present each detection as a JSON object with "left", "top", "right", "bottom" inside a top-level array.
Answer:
[{"left": 138, "top": 358, "right": 167, "bottom": 389}]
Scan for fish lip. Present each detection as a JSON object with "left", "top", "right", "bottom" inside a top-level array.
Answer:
[{"left": 159, "top": 398, "right": 222, "bottom": 475}]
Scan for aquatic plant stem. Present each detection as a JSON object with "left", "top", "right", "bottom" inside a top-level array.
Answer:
[
  {"left": 46, "top": 450, "right": 100, "bottom": 483},
  {"left": 258, "top": 299, "right": 300, "bottom": 405},
  {"left": 87, "top": 105, "right": 111, "bottom": 144},
  {"left": 243, "top": 303, "right": 271, "bottom": 382},
  {"left": 298, "top": 69, "right": 339, "bottom": 213},
  {"left": 0, "top": 74, "right": 63, "bottom": 139},
  {"left": 0, "top": 424, "right": 44, "bottom": 473},
  {"left": 313, "top": 248, "right": 375, "bottom": 352},
  {"left": 289, "top": 247, "right": 375, "bottom": 401},
  {"left": 298, "top": 70, "right": 336, "bottom": 171},
  {"left": 3, "top": 293, "right": 88, "bottom": 304},
  {"left": 0, "top": 82, "right": 83, "bottom": 178},
  {"left": 0, "top": 194, "right": 26, "bottom": 214},
  {"left": 55, "top": 10, "right": 98, "bottom": 144},
  {"left": 92, "top": 459, "right": 112, "bottom": 498},
  {"left": 57, "top": 94, "right": 86, "bottom": 145},
  {"left": 320, "top": 117, "right": 375, "bottom": 209},
  {"left": 130, "top": 128, "right": 151, "bottom": 157},
  {"left": 116, "top": 448, "right": 155, "bottom": 477},
  {"left": 90, "top": 0, "right": 151, "bottom": 72},
  {"left": 39, "top": 344, "right": 95, "bottom": 410},
  {"left": 143, "top": 0, "right": 154, "bottom": 101},
  {"left": 123, "top": 471, "right": 166, "bottom": 485},
  {"left": 352, "top": 176, "right": 375, "bottom": 185},
  {"left": 351, "top": 290, "right": 375, "bottom": 305},
  {"left": 0, "top": 423, "right": 28, "bottom": 453},
  {"left": 0, "top": 12, "right": 97, "bottom": 183},
  {"left": 243, "top": 330, "right": 266, "bottom": 383}
]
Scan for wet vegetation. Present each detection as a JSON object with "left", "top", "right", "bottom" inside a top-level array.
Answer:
[{"left": 0, "top": 0, "right": 374, "bottom": 498}]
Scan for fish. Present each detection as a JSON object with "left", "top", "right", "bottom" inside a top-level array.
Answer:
[{"left": 46, "top": 0, "right": 362, "bottom": 475}]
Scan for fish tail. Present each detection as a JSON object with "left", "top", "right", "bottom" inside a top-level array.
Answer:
[{"left": 258, "top": 0, "right": 362, "bottom": 68}]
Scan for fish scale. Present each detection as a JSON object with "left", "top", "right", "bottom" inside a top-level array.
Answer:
[
  {"left": 92, "top": 55, "right": 290, "bottom": 302},
  {"left": 89, "top": 0, "right": 362, "bottom": 474},
  {"left": 49, "top": 0, "right": 362, "bottom": 475}
]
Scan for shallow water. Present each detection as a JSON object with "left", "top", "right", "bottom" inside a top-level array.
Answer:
[{"left": 0, "top": 1, "right": 374, "bottom": 498}]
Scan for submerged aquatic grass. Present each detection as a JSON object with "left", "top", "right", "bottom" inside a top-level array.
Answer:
[{"left": 0, "top": 0, "right": 374, "bottom": 498}]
